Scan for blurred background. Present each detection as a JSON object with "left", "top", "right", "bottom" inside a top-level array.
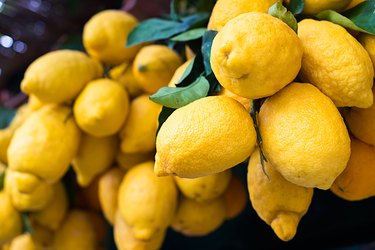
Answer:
[{"left": 1, "top": 0, "right": 375, "bottom": 249}]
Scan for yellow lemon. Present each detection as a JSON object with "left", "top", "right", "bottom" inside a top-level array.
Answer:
[
  {"left": 217, "top": 87, "right": 251, "bottom": 112},
  {"left": 207, "top": 0, "right": 278, "bottom": 31},
  {"left": 8, "top": 234, "right": 43, "bottom": 250},
  {"left": 120, "top": 94, "right": 161, "bottom": 154},
  {"left": 29, "top": 182, "right": 69, "bottom": 231},
  {"left": 345, "top": 0, "right": 365, "bottom": 10},
  {"left": 83, "top": 10, "right": 142, "bottom": 65},
  {"left": 27, "top": 95, "right": 44, "bottom": 112},
  {"left": 298, "top": 19, "right": 374, "bottom": 108},
  {"left": 8, "top": 105, "right": 81, "bottom": 183},
  {"left": 171, "top": 196, "right": 226, "bottom": 237},
  {"left": 331, "top": 136, "right": 375, "bottom": 201},
  {"left": 110, "top": 61, "right": 145, "bottom": 99},
  {"left": 259, "top": 83, "right": 351, "bottom": 190},
  {"left": 116, "top": 150, "right": 155, "bottom": 171},
  {"left": 52, "top": 210, "right": 97, "bottom": 250},
  {"left": 248, "top": 149, "right": 314, "bottom": 241},
  {"left": 223, "top": 175, "right": 248, "bottom": 219},
  {"left": 118, "top": 161, "right": 177, "bottom": 241},
  {"left": 344, "top": 88, "right": 375, "bottom": 146},
  {"left": 74, "top": 78, "right": 129, "bottom": 137},
  {"left": 155, "top": 96, "right": 256, "bottom": 178},
  {"left": 174, "top": 170, "right": 231, "bottom": 202},
  {"left": 358, "top": 33, "right": 375, "bottom": 72},
  {"left": 21, "top": 50, "right": 103, "bottom": 104},
  {"left": 72, "top": 133, "right": 118, "bottom": 187},
  {"left": 98, "top": 168, "right": 125, "bottom": 225},
  {"left": 133, "top": 45, "right": 183, "bottom": 94},
  {"left": 0, "top": 192, "right": 22, "bottom": 245},
  {"left": 211, "top": 12, "right": 302, "bottom": 99},
  {"left": 114, "top": 211, "right": 166, "bottom": 250},
  {"left": 4, "top": 170, "right": 54, "bottom": 212},
  {"left": 300, "top": 0, "right": 352, "bottom": 14}
]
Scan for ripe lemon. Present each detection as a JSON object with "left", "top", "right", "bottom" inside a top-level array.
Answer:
[
  {"left": 259, "top": 83, "right": 351, "bottom": 190},
  {"left": 331, "top": 136, "right": 375, "bottom": 201},
  {"left": 133, "top": 45, "right": 183, "bottom": 94},
  {"left": 8, "top": 234, "right": 43, "bottom": 250},
  {"left": 116, "top": 150, "right": 155, "bottom": 171},
  {"left": 248, "top": 149, "right": 314, "bottom": 241},
  {"left": 21, "top": 50, "right": 103, "bottom": 104},
  {"left": 0, "top": 191, "right": 23, "bottom": 245},
  {"left": 298, "top": 19, "right": 374, "bottom": 108},
  {"left": 74, "top": 78, "right": 130, "bottom": 137},
  {"left": 155, "top": 96, "right": 256, "bottom": 178},
  {"left": 207, "top": 0, "right": 278, "bottom": 31},
  {"left": 217, "top": 87, "right": 251, "bottom": 111},
  {"left": 358, "top": 33, "right": 375, "bottom": 72},
  {"left": 83, "top": 10, "right": 142, "bottom": 65},
  {"left": 211, "top": 12, "right": 302, "bottom": 99},
  {"left": 223, "top": 175, "right": 248, "bottom": 219}
]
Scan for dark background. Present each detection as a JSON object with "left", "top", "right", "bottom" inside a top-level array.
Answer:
[{"left": 1, "top": 1, "right": 375, "bottom": 249}]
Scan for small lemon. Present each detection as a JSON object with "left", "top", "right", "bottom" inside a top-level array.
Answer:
[
  {"left": 72, "top": 133, "right": 118, "bottom": 187},
  {"left": 118, "top": 161, "right": 177, "bottom": 241},
  {"left": 8, "top": 105, "right": 81, "bottom": 184},
  {"left": 248, "top": 149, "right": 314, "bottom": 241},
  {"left": 83, "top": 10, "right": 142, "bottom": 65},
  {"left": 207, "top": 0, "right": 278, "bottom": 31},
  {"left": 259, "top": 83, "right": 351, "bottom": 190},
  {"left": 21, "top": 50, "right": 103, "bottom": 104},
  {"left": 114, "top": 211, "right": 166, "bottom": 250},
  {"left": 223, "top": 175, "right": 248, "bottom": 219},
  {"left": 52, "top": 210, "right": 97, "bottom": 250},
  {"left": 29, "top": 182, "right": 69, "bottom": 231},
  {"left": 0, "top": 191, "right": 23, "bottom": 245},
  {"left": 133, "top": 45, "right": 183, "bottom": 94},
  {"left": 110, "top": 61, "right": 145, "bottom": 98},
  {"left": 4, "top": 170, "right": 54, "bottom": 212},
  {"left": 74, "top": 78, "right": 129, "bottom": 137},
  {"left": 331, "top": 136, "right": 375, "bottom": 201},
  {"left": 8, "top": 234, "right": 43, "bottom": 250},
  {"left": 174, "top": 170, "right": 231, "bottom": 202},
  {"left": 300, "top": 0, "right": 351, "bottom": 14},
  {"left": 98, "top": 168, "right": 125, "bottom": 225},
  {"left": 358, "top": 33, "right": 375, "bottom": 72},
  {"left": 171, "top": 196, "right": 226, "bottom": 237},
  {"left": 155, "top": 96, "right": 256, "bottom": 178},
  {"left": 298, "top": 19, "right": 374, "bottom": 108},
  {"left": 217, "top": 87, "right": 251, "bottom": 112},
  {"left": 120, "top": 94, "right": 161, "bottom": 154},
  {"left": 116, "top": 150, "right": 155, "bottom": 171},
  {"left": 211, "top": 12, "right": 303, "bottom": 99}
]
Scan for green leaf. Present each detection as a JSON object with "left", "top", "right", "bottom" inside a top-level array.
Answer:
[
  {"left": 170, "top": 0, "right": 180, "bottom": 21},
  {"left": 0, "top": 106, "right": 15, "bottom": 129},
  {"left": 180, "top": 13, "right": 210, "bottom": 29},
  {"left": 171, "top": 28, "right": 207, "bottom": 41},
  {"left": 289, "top": 0, "right": 304, "bottom": 14},
  {"left": 177, "top": 58, "right": 195, "bottom": 84},
  {"left": 150, "top": 76, "right": 209, "bottom": 109},
  {"left": 126, "top": 18, "right": 186, "bottom": 47},
  {"left": 316, "top": 10, "right": 374, "bottom": 35},
  {"left": 206, "top": 72, "right": 222, "bottom": 95},
  {"left": 177, "top": 52, "right": 205, "bottom": 87},
  {"left": 343, "top": 0, "right": 375, "bottom": 35},
  {"left": 201, "top": 30, "right": 218, "bottom": 75},
  {"left": 22, "top": 213, "right": 33, "bottom": 233},
  {"left": 268, "top": 2, "right": 298, "bottom": 33},
  {"left": 156, "top": 106, "right": 175, "bottom": 134}
]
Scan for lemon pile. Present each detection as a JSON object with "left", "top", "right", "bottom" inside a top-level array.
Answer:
[{"left": 0, "top": 0, "right": 375, "bottom": 249}]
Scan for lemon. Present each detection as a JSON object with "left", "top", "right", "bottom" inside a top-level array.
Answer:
[
  {"left": 72, "top": 133, "right": 118, "bottom": 187},
  {"left": 248, "top": 149, "right": 314, "bottom": 241},
  {"left": 120, "top": 94, "right": 161, "bottom": 154},
  {"left": 171, "top": 196, "right": 226, "bottom": 237},
  {"left": 21, "top": 50, "right": 103, "bottom": 104},
  {"left": 223, "top": 175, "right": 247, "bottom": 219},
  {"left": 344, "top": 88, "right": 375, "bottom": 146},
  {"left": 331, "top": 136, "right": 375, "bottom": 201},
  {"left": 133, "top": 45, "right": 183, "bottom": 94},
  {"left": 98, "top": 168, "right": 125, "bottom": 225},
  {"left": 27, "top": 95, "right": 44, "bottom": 112},
  {"left": 118, "top": 161, "right": 177, "bottom": 241},
  {"left": 174, "top": 170, "right": 231, "bottom": 202},
  {"left": 207, "top": 0, "right": 278, "bottom": 31},
  {"left": 8, "top": 105, "right": 81, "bottom": 184},
  {"left": 217, "top": 87, "right": 251, "bottom": 112},
  {"left": 110, "top": 62, "right": 145, "bottom": 98},
  {"left": 52, "top": 210, "right": 97, "bottom": 250},
  {"left": 74, "top": 78, "right": 130, "bottom": 137},
  {"left": 83, "top": 10, "right": 142, "bottom": 65},
  {"left": 155, "top": 96, "right": 256, "bottom": 178},
  {"left": 8, "top": 234, "right": 43, "bottom": 250},
  {"left": 4, "top": 170, "right": 54, "bottom": 212},
  {"left": 0, "top": 191, "right": 22, "bottom": 245},
  {"left": 301, "top": 0, "right": 351, "bottom": 14},
  {"left": 298, "top": 19, "right": 374, "bottom": 108},
  {"left": 259, "top": 83, "right": 351, "bottom": 190},
  {"left": 211, "top": 12, "right": 302, "bottom": 99},
  {"left": 114, "top": 211, "right": 166, "bottom": 250},
  {"left": 29, "top": 182, "right": 68, "bottom": 231},
  {"left": 116, "top": 150, "right": 155, "bottom": 171},
  {"left": 358, "top": 33, "right": 375, "bottom": 72},
  {"left": 345, "top": 0, "right": 365, "bottom": 10}
]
